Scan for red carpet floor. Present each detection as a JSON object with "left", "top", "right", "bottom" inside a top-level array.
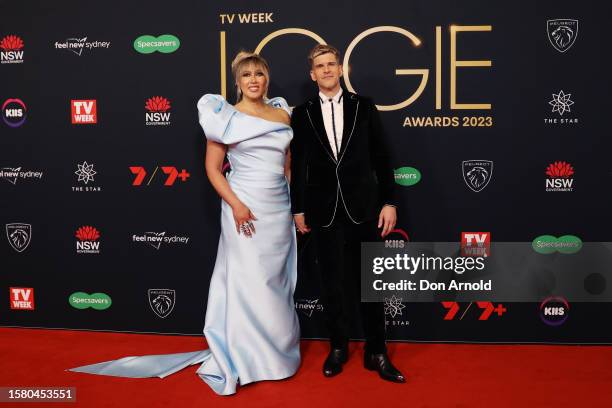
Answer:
[{"left": 1, "top": 328, "right": 611, "bottom": 407}]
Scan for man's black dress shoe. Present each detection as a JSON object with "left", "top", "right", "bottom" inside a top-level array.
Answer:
[
  {"left": 364, "top": 352, "right": 406, "bottom": 383},
  {"left": 323, "top": 347, "right": 348, "bottom": 377}
]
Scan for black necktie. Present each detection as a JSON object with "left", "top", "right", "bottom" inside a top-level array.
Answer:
[{"left": 329, "top": 99, "right": 339, "bottom": 158}]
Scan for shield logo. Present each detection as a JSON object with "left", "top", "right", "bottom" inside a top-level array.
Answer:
[
  {"left": 547, "top": 19, "right": 578, "bottom": 53},
  {"left": 462, "top": 160, "right": 493, "bottom": 192},
  {"left": 6, "top": 223, "right": 31, "bottom": 252},
  {"left": 148, "top": 289, "right": 175, "bottom": 318}
]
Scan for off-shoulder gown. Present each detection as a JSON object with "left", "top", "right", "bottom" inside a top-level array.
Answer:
[{"left": 68, "top": 94, "right": 300, "bottom": 396}]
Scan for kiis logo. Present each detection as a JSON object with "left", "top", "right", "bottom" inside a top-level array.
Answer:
[
  {"left": 10, "top": 287, "right": 34, "bottom": 310},
  {"left": 539, "top": 296, "right": 569, "bottom": 326},
  {"left": 133, "top": 34, "right": 180, "bottom": 54},
  {"left": 0, "top": 35, "right": 24, "bottom": 64},
  {"left": 461, "top": 232, "right": 490, "bottom": 257},
  {"left": 130, "top": 166, "right": 190, "bottom": 186},
  {"left": 71, "top": 100, "right": 97, "bottom": 124},
  {"left": 75, "top": 226, "right": 100, "bottom": 254},
  {"left": 384, "top": 228, "right": 409, "bottom": 248},
  {"left": 2, "top": 98, "right": 26, "bottom": 127},
  {"left": 545, "top": 161, "right": 574, "bottom": 192},
  {"left": 145, "top": 96, "right": 171, "bottom": 126}
]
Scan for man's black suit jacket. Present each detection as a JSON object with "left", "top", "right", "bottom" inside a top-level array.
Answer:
[{"left": 290, "top": 91, "right": 397, "bottom": 227}]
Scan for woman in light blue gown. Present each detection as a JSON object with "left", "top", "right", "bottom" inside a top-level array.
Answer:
[{"left": 69, "top": 51, "right": 300, "bottom": 396}]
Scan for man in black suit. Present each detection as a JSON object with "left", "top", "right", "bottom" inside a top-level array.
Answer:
[{"left": 290, "top": 44, "right": 405, "bottom": 383}]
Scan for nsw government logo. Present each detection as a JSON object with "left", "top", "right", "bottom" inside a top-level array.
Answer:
[
  {"left": 75, "top": 226, "right": 101, "bottom": 254},
  {"left": 545, "top": 161, "right": 574, "bottom": 192},
  {"left": 384, "top": 295, "right": 409, "bottom": 327},
  {"left": 547, "top": 19, "right": 578, "bottom": 53},
  {"left": 462, "top": 160, "right": 493, "bottom": 192},
  {"left": 0, "top": 35, "right": 24, "bottom": 64},
  {"left": 148, "top": 289, "right": 175, "bottom": 318},
  {"left": 2, "top": 98, "right": 26, "bottom": 128},
  {"left": 145, "top": 96, "right": 171, "bottom": 126},
  {"left": 6, "top": 223, "right": 31, "bottom": 252}
]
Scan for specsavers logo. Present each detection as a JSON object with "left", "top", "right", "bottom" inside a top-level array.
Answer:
[
  {"left": 394, "top": 167, "right": 421, "bottom": 186},
  {"left": 532, "top": 235, "right": 582, "bottom": 254},
  {"left": 134, "top": 35, "right": 180, "bottom": 54},
  {"left": 69, "top": 292, "right": 112, "bottom": 310}
]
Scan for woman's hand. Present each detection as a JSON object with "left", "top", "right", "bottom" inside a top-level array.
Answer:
[{"left": 233, "top": 202, "right": 257, "bottom": 237}]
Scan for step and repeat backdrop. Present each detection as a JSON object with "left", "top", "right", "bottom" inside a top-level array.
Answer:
[{"left": 2, "top": 0, "right": 611, "bottom": 343}]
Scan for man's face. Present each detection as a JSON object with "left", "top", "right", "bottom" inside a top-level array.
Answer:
[{"left": 310, "top": 52, "right": 343, "bottom": 91}]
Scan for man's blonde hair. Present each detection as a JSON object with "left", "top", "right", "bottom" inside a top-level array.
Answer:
[{"left": 308, "top": 44, "right": 341, "bottom": 67}]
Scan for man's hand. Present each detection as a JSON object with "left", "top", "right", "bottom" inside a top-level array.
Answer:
[
  {"left": 294, "top": 214, "right": 311, "bottom": 234},
  {"left": 377, "top": 205, "right": 397, "bottom": 238}
]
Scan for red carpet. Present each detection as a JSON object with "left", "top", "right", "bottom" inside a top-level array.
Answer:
[{"left": 1, "top": 328, "right": 610, "bottom": 407}]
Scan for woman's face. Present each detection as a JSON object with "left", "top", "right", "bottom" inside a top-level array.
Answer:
[{"left": 237, "top": 62, "right": 268, "bottom": 101}]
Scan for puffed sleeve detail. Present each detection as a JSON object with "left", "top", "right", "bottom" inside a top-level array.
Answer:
[
  {"left": 197, "top": 94, "right": 236, "bottom": 143},
  {"left": 267, "top": 96, "right": 292, "bottom": 117}
]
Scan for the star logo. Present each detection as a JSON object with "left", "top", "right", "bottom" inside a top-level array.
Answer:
[
  {"left": 549, "top": 91, "right": 574, "bottom": 116},
  {"left": 75, "top": 161, "right": 97, "bottom": 184},
  {"left": 384, "top": 295, "right": 406, "bottom": 318}
]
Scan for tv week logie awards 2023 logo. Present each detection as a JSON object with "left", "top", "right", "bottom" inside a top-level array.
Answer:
[{"left": 218, "top": 24, "right": 494, "bottom": 129}]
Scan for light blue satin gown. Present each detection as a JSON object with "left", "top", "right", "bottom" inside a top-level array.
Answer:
[{"left": 69, "top": 94, "right": 300, "bottom": 396}]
